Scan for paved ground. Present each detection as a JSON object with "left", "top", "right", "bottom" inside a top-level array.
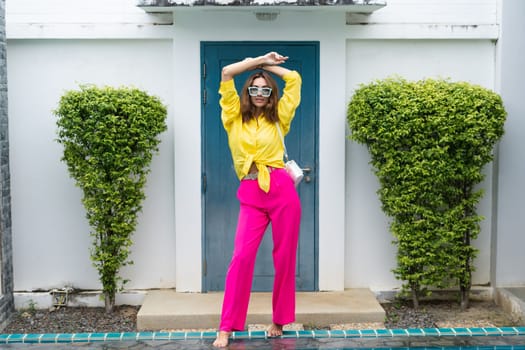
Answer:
[{"left": 3, "top": 287, "right": 525, "bottom": 349}]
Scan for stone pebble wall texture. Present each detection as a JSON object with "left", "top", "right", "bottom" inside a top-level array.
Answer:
[{"left": 0, "top": 0, "right": 15, "bottom": 331}]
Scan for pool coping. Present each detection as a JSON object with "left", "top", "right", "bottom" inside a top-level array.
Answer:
[{"left": 0, "top": 327, "right": 524, "bottom": 344}]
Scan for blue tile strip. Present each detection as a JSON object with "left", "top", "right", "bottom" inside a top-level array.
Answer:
[{"left": 0, "top": 327, "right": 524, "bottom": 344}]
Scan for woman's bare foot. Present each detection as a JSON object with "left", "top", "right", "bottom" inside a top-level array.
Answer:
[
  {"left": 267, "top": 323, "right": 283, "bottom": 337},
  {"left": 213, "top": 331, "right": 231, "bottom": 348}
]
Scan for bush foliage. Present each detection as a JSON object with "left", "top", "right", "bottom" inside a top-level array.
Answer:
[
  {"left": 347, "top": 77, "right": 506, "bottom": 308},
  {"left": 55, "top": 85, "right": 167, "bottom": 312}
]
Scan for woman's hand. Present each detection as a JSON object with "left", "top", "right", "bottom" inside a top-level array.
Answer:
[
  {"left": 262, "top": 52, "right": 288, "bottom": 66},
  {"left": 260, "top": 52, "right": 292, "bottom": 78}
]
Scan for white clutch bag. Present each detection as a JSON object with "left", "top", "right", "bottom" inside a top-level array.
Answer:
[{"left": 285, "top": 160, "right": 304, "bottom": 186}]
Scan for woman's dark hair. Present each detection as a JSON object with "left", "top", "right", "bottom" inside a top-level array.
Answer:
[{"left": 240, "top": 71, "right": 279, "bottom": 123}]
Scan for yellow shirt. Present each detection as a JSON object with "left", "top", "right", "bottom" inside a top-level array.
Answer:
[{"left": 219, "top": 71, "right": 302, "bottom": 192}]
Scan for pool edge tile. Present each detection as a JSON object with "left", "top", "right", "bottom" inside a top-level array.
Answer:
[{"left": 3, "top": 326, "right": 525, "bottom": 344}]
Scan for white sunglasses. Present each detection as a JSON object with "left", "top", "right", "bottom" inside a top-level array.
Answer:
[{"left": 248, "top": 86, "right": 272, "bottom": 97}]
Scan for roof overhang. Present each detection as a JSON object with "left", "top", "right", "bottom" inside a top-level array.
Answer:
[{"left": 137, "top": 0, "right": 386, "bottom": 13}]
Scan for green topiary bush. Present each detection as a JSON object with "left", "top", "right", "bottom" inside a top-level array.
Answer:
[
  {"left": 347, "top": 77, "right": 506, "bottom": 309},
  {"left": 55, "top": 85, "right": 167, "bottom": 312}
]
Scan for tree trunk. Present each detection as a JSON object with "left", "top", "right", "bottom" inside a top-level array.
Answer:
[
  {"left": 104, "top": 292, "right": 115, "bottom": 313},
  {"left": 411, "top": 285, "right": 420, "bottom": 309},
  {"left": 461, "top": 203, "right": 472, "bottom": 311},
  {"left": 460, "top": 285, "right": 470, "bottom": 310}
]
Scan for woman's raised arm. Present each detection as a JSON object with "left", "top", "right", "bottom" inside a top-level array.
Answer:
[{"left": 221, "top": 51, "right": 289, "bottom": 82}]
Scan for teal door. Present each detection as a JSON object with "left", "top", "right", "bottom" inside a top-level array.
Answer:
[{"left": 202, "top": 42, "right": 319, "bottom": 292}]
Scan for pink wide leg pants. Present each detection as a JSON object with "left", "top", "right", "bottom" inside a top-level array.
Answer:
[{"left": 219, "top": 168, "right": 302, "bottom": 332}]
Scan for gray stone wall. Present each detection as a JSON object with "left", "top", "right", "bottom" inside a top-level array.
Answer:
[{"left": 0, "top": 0, "right": 15, "bottom": 330}]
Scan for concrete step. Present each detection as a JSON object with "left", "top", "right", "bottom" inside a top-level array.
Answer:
[{"left": 137, "top": 289, "right": 385, "bottom": 331}]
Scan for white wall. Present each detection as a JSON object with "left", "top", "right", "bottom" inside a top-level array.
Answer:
[
  {"left": 494, "top": 0, "right": 525, "bottom": 287},
  {"left": 7, "top": 0, "right": 513, "bottom": 296},
  {"left": 8, "top": 39, "right": 175, "bottom": 290},
  {"left": 350, "top": 0, "right": 497, "bottom": 25},
  {"left": 6, "top": 0, "right": 173, "bottom": 39},
  {"left": 345, "top": 39, "right": 497, "bottom": 290}
]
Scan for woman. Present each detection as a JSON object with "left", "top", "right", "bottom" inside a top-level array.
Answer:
[{"left": 213, "top": 51, "right": 302, "bottom": 348}]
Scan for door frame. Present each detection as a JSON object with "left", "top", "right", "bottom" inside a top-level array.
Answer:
[{"left": 200, "top": 41, "right": 320, "bottom": 292}]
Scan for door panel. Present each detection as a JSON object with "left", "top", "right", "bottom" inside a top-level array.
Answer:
[{"left": 202, "top": 42, "right": 319, "bottom": 291}]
